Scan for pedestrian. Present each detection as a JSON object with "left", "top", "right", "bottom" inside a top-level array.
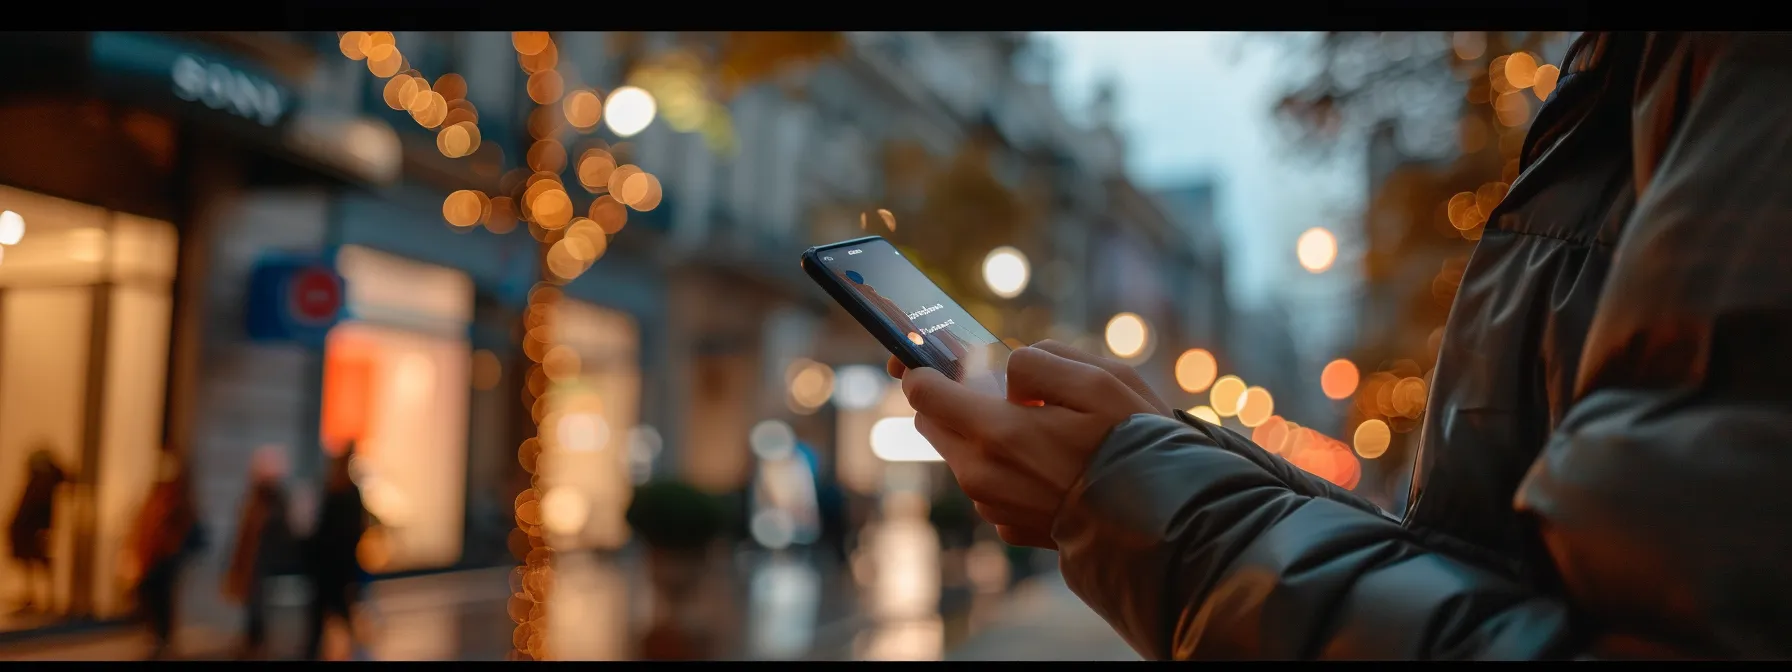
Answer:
[
  {"left": 8, "top": 446, "right": 69, "bottom": 615},
  {"left": 887, "top": 32, "right": 1792, "bottom": 659},
  {"left": 302, "top": 444, "right": 366, "bottom": 660},
  {"left": 223, "top": 445, "right": 294, "bottom": 660},
  {"left": 122, "top": 453, "right": 202, "bottom": 660}
]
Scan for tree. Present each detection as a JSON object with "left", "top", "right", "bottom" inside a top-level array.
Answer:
[{"left": 1265, "top": 32, "right": 1575, "bottom": 494}]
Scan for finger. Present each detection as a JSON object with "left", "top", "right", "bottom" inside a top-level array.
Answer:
[
  {"left": 913, "top": 413, "right": 975, "bottom": 465},
  {"left": 1031, "top": 339, "right": 1171, "bottom": 415},
  {"left": 995, "top": 524, "right": 1057, "bottom": 550},
  {"left": 886, "top": 355, "right": 908, "bottom": 380},
  {"left": 974, "top": 500, "right": 1055, "bottom": 531},
  {"left": 902, "top": 366, "right": 1020, "bottom": 443},
  {"left": 1005, "top": 346, "right": 1146, "bottom": 414}
]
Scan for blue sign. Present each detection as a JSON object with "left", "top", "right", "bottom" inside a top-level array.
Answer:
[{"left": 245, "top": 253, "right": 345, "bottom": 347}]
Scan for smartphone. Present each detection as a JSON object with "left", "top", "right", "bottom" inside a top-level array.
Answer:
[{"left": 802, "top": 236, "right": 1011, "bottom": 397}]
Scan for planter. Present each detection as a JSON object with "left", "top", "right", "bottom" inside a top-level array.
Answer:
[{"left": 626, "top": 480, "right": 727, "bottom": 660}]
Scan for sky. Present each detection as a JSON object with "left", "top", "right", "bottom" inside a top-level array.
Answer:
[{"left": 1036, "top": 32, "right": 1366, "bottom": 313}]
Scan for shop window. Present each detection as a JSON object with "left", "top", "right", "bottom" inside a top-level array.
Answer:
[
  {"left": 0, "top": 185, "right": 177, "bottom": 628},
  {"left": 323, "top": 245, "right": 472, "bottom": 573},
  {"left": 534, "top": 299, "right": 640, "bottom": 551}
]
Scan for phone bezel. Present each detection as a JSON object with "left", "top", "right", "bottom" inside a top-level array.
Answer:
[{"left": 800, "top": 235, "right": 946, "bottom": 373}]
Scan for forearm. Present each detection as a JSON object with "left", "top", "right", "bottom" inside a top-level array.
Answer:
[{"left": 1053, "top": 414, "right": 1585, "bottom": 660}]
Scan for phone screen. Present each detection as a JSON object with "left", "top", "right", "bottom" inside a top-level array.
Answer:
[{"left": 815, "top": 238, "right": 1010, "bottom": 397}]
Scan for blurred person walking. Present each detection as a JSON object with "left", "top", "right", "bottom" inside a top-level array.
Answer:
[
  {"left": 122, "top": 454, "right": 203, "bottom": 660},
  {"left": 8, "top": 447, "right": 70, "bottom": 615},
  {"left": 886, "top": 33, "right": 1792, "bottom": 660},
  {"left": 302, "top": 444, "right": 367, "bottom": 661},
  {"left": 223, "top": 446, "right": 295, "bottom": 660}
]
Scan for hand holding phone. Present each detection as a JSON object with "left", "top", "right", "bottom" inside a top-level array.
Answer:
[{"left": 801, "top": 236, "right": 1010, "bottom": 397}]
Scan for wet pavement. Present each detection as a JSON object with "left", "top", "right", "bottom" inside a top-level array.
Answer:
[
  {"left": 0, "top": 520, "right": 1134, "bottom": 661},
  {"left": 945, "top": 572, "right": 1138, "bottom": 661}
]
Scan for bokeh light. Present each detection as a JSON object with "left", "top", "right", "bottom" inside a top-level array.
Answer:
[
  {"left": 0, "top": 210, "right": 24, "bottom": 245},
  {"left": 604, "top": 86, "right": 657, "bottom": 137},
  {"left": 1104, "top": 313, "right": 1148, "bottom": 359},
  {"left": 1296, "top": 227, "right": 1338, "bottom": 273},
  {"left": 339, "top": 31, "right": 370, "bottom": 60},
  {"left": 1354, "top": 419, "right": 1392, "bottom": 459},
  {"left": 869, "top": 416, "right": 941, "bottom": 463},
  {"left": 786, "top": 358, "right": 835, "bottom": 413},
  {"left": 1236, "top": 386, "right": 1274, "bottom": 428},
  {"left": 749, "top": 419, "right": 798, "bottom": 461},
  {"left": 1174, "top": 348, "right": 1218, "bottom": 393},
  {"left": 981, "top": 246, "right": 1030, "bottom": 299},
  {"left": 1320, "top": 359, "right": 1359, "bottom": 400},
  {"left": 527, "top": 70, "right": 566, "bottom": 105},
  {"left": 512, "top": 32, "right": 551, "bottom": 56},
  {"left": 1533, "top": 64, "right": 1561, "bottom": 101},
  {"left": 1209, "top": 375, "right": 1246, "bottom": 417},
  {"left": 1188, "top": 405, "right": 1221, "bottom": 425},
  {"left": 563, "top": 90, "right": 603, "bottom": 130},
  {"left": 1503, "top": 52, "right": 1539, "bottom": 89},
  {"left": 471, "top": 349, "right": 502, "bottom": 391},
  {"left": 442, "top": 190, "right": 486, "bottom": 228},
  {"left": 434, "top": 73, "right": 468, "bottom": 102},
  {"left": 833, "top": 364, "right": 886, "bottom": 410}
]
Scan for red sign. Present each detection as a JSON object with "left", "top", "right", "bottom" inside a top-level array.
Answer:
[{"left": 288, "top": 267, "right": 342, "bottom": 325}]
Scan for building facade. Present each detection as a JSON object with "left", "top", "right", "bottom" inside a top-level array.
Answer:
[{"left": 0, "top": 31, "right": 400, "bottom": 633}]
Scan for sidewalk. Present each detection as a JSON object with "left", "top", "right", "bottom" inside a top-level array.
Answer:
[
  {"left": 0, "top": 549, "right": 864, "bottom": 662},
  {"left": 0, "top": 547, "right": 1128, "bottom": 661},
  {"left": 0, "top": 567, "right": 517, "bottom": 662},
  {"left": 945, "top": 572, "right": 1139, "bottom": 661}
]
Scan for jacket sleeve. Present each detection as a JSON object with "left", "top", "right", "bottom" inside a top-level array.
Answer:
[
  {"left": 1173, "top": 410, "right": 1390, "bottom": 518},
  {"left": 1050, "top": 33, "right": 1792, "bottom": 661},
  {"left": 1052, "top": 413, "right": 1580, "bottom": 660}
]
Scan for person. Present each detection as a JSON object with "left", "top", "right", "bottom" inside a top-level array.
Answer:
[
  {"left": 303, "top": 445, "right": 366, "bottom": 660},
  {"left": 224, "top": 446, "right": 294, "bottom": 660},
  {"left": 888, "top": 33, "right": 1792, "bottom": 660},
  {"left": 8, "top": 447, "right": 68, "bottom": 614},
  {"left": 123, "top": 455, "right": 201, "bottom": 660}
]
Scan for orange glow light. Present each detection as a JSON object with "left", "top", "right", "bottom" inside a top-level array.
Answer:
[
  {"left": 1320, "top": 359, "right": 1360, "bottom": 400},
  {"left": 321, "top": 331, "right": 378, "bottom": 456}
]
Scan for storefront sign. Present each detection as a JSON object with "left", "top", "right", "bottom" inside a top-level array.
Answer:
[
  {"left": 170, "top": 52, "right": 288, "bottom": 127},
  {"left": 245, "top": 253, "right": 345, "bottom": 346},
  {"left": 288, "top": 266, "right": 345, "bottom": 327},
  {"left": 89, "top": 32, "right": 295, "bottom": 129}
]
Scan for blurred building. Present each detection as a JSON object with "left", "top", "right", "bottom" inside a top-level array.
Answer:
[
  {"left": 1151, "top": 180, "right": 1233, "bottom": 407},
  {"left": 0, "top": 31, "right": 403, "bottom": 631}
]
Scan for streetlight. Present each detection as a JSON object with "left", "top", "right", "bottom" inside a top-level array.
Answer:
[
  {"left": 1296, "top": 227, "right": 1338, "bottom": 273},
  {"left": 604, "top": 86, "right": 657, "bottom": 137},
  {"left": 981, "top": 246, "right": 1030, "bottom": 299}
]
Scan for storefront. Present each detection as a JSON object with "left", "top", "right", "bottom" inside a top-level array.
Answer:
[
  {"left": 0, "top": 186, "right": 179, "bottom": 629},
  {"left": 529, "top": 298, "right": 641, "bottom": 551},
  {"left": 320, "top": 244, "right": 475, "bottom": 573},
  {"left": 553, "top": 250, "right": 665, "bottom": 550},
  {"left": 0, "top": 31, "right": 397, "bottom": 634},
  {"left": 328, "top": 187, "right": 540, "bottom": 573}
]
